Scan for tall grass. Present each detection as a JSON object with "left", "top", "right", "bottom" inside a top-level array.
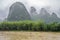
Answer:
[{"left": 0, "top": 21, "right": 60, "bottom": 31}]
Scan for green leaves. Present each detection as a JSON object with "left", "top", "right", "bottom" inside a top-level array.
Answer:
[{"left": 0, "top": 21, "right": 60, "bottom": 31}]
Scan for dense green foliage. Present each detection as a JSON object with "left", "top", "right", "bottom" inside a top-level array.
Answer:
[{"left": 0, "top": 21, "right": 60, "bottom": 31}]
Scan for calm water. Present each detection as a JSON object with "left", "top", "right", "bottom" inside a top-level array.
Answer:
[{"left": 0, "top": 31, "right": 60, "bottom": 40}]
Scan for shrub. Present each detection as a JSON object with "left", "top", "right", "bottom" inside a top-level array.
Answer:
[{"left": 0, "top": 21, "right": 60, "bottom": 31}]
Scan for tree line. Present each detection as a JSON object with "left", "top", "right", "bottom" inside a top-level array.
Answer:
[{"left": 0, "top": 21, "right": 60, "bottom": 31}]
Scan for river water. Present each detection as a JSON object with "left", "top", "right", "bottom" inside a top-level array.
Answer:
[{"left": 0, "top": 31, "right": 60, "bottom": 40}]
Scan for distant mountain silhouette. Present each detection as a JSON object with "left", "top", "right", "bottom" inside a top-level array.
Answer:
[
  {"left": 30, "top": 7, "right": 37, "bottom": 20},
  {"left": 40, "top": 8, "right": 60, "bottom": 23},
  {"left": 39, "top": 8, "right": 51, "bottom": 23},
  {"left": 49, "top": 12, "right": 60, "bottom": 22},
  {"left": 30, "top": 7, "right": 37, "bottom": 15},
  {"left": 7, "top": 2, "right": 60, "bottom": 23},
  {"left": 31, "top": 8, "right": 60, "bottom": 23},
  {"left": 7, "top": 2, "right": 31, "bottom": 21}
]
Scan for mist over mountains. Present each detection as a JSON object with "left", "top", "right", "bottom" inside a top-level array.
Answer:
[
  {"left": 5, "top": 2, "right": 60, "bottom": 23},
  {"left": 31, "top": 7, "right": 60, "bottom": 23},
  {"left": 0, "top": 0, "right": 60, "bottom": 20},
  {"left": 0, "top": 1, "right": 60, "bottom": 23},
  {"left": 7, "top": 2, "right": 31, "bottom": 21}
]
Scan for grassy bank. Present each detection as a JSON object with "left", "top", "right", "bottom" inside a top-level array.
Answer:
[{"left": 0, "top": 21, "right": 60, "bottom": 31}]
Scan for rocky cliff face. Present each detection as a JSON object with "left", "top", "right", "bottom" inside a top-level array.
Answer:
[
  {"left": 30, "top": 7, "right": 37, "bottom": 15},
  {"left": 30, "top": 7, "right": 37, "bottom": 20},
  {"left": 7, "top": 2, "right": 31, "bottom": 21}
]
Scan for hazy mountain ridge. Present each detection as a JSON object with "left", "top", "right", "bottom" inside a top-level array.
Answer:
[
  {"left": 7, "top": 2, "right": 31, "bottom": 21},
  {"left": 0, "top": 2, "right": 60, "bottom": 23},
  {"left": 30, "top": 7, "right": 60, "bottom": 23}
]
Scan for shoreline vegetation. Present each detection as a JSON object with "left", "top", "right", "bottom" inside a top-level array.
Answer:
[{"left": 0, "top": 21, "right": 60, "bottom": 32}]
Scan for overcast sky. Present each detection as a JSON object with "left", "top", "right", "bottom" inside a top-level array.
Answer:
[
  {"left": 0, "top": 0, "right": 60, "bottom": 9},
  {"left": 0, "top": 0, "right": 60, "bottom": 20}
]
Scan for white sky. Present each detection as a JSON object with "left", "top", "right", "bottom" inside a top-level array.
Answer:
[{"left": 0, "top": 0, "right": 60, "bottom": 9}]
